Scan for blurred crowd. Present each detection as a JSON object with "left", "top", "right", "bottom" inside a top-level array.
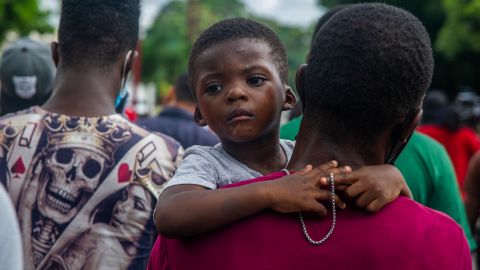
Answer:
[{"left": 0, "top": 1, "right": 480, "bottom": 270}]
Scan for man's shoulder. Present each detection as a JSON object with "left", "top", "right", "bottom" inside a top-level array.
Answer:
[
  {"left": 381, "top": 197, "right": 462, "bottom": 230},
  {"left": 125, "top": 118, "right": 182, "bottom": 150},
  {"left": 409, "top": 131, "right": 446, "bottom": 153},
  {"left": 0, "top": 106, "right": 42, "bottom": 124}
]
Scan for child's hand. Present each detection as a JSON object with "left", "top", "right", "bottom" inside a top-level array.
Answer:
[
  {"left": 265, "top": 161, "right": 351, "bottom": 217},
  {"left": 335, "top": 164, "right": 412, "bottom": 212}
]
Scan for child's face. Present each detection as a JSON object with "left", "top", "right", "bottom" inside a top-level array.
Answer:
[{"left": 192, "top": 38, "right": 295, "bottom": 143}]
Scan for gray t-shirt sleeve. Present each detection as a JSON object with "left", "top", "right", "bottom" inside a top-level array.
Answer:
[
  {"left": 163, "top": 147, "right": 219, "bottom": 190},
  {"left": 0, "top": 185, "right": 23, "bottom": 270}
]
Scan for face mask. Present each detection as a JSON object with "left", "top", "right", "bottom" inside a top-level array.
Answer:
[
  {"left": 384, "top": 108, "right": 419, "bottom": 165},
  {"left": 115, "top": 50, "right": 134, "bottom": 113}
]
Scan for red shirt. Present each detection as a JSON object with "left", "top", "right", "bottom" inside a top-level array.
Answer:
[
  {"left": 418, "top": 125, "right": 480, "bottom": 191},
  {"left": 148, "top": 172, "right": 471, "bottom": 270}
]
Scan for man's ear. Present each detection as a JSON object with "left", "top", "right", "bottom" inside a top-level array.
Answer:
[
  {"left": 282, "top": 86, "right": 297, "bottom": 111},
  {"left": 51, "top": 42, "right": 59, "bottom": 67},
  {"left": 398, "top": 108, "right": 423, "bottom": 143},
  {"left": 194, "top": 107, "right": 207, "bottom": 126},
  {"left": 295, "top": 64, "right": 307, "bottom": 107},
  {"left": 123, "top": 50, "right": 138, "bottom": 75}
]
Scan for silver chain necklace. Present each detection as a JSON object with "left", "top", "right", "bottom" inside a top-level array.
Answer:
[{"left": 281, "top": 169, "right": 337, "bottom": 245}]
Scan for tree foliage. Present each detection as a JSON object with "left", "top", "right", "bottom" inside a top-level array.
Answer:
[
  {"left": 0, "top": 0, "right": 52, "bottom": 43},
  {"left": 142, "top": 0, "right": 311, "bottom": 96},
  {"left": 437, "top": 0, "right": 480, "bottom": 58},
  {"left": 316, "top": 0, "right": 480, "bottom": 97}
]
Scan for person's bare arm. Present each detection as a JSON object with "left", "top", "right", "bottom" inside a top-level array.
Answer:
[
  {"left": 334, "top": 164, "right": 412, "bottom": 212},
  {"left": 464, "top": 152, "right": 480, "bottom": 232},
  {"left": 155, "top": 161, "right": 349, "bottom": 238}
]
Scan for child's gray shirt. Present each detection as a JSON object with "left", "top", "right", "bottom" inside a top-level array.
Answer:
[{"left": 163, "top": 139, "right": 295, "bottom": 190}]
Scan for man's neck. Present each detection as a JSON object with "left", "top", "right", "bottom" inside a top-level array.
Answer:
[
  {"left": 287, "top": 120, "right": 386, "bottom": 171},
  {"left": 42, "top": 69, "right": 119, "bottom": 117}
]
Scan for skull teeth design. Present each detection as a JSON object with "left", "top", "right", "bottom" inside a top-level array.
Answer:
[{"left": 46, "top": 185, "right": 78, "bottom": 214}]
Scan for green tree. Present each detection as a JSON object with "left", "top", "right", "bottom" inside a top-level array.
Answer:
[
  {"left": 316, "top": 0, "right": 480, "bottom": 97},
  {"left": 142, "top": 0, "right": 311, "bottom": 96},
  {"left": 0, "top": 0, "right": 52, "bottom": 42},
  {"left": 437, "top": 0, "right": 480, "bottom": 58}
]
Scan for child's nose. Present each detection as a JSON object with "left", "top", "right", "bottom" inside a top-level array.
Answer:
[{"left": 226, "top": 85, "right": 248, "bottom": 103}]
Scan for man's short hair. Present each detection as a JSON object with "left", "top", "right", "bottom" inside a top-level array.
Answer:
[
  {"left": 188, "top": 18, "right": 288, "bottom": 99},
  {"left": 304, "top": 3, "right": 433, "bottom": 143},
  {"left": 174, "top": 73, "right": 194, "bottom": 103},
  {"left": 311, "top": 5, "right": 350, "bottom": 47},
  {"left": 58, "top": 0, "right": 140, "bottom": 72}
]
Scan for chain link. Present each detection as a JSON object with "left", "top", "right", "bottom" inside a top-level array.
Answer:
[
  {"left": 299, "top": 172, "right": 336, "bottom": 245},
  {"left": 281, "top": 169, "right": 336, "bottom": 245}
]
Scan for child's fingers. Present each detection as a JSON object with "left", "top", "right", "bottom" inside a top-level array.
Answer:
[
  {"left": 308, "top": 201, "right": 328, "bottom": 217},
  {"left": 310, "top": 160, "right": 338, "bottom": 176},
  {"left": 298, "top": 164, "right": 313, "bottom": 174},
  {"left": 312, "top": 190, "right": 346, "bottom": 209},
  {"left": 329, "top": 169, "right": 357, "bottom": 186},
  {"left": 334, "top": 184, "right": 350, "bottom": 191},
  {"left": 317, "top": 167, "right": 352, "bottom": 186},
  {"left": 365, "top": 199, "right": 383, "bottom": 213},
  {"left": 343, "top": 182, "right": 365, "bottom": 199},
  {"left": 355, "top": 191, "right": 376, "bottom": 208}
]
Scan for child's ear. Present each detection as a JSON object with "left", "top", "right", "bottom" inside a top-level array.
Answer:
[
  {"left": 194, "top": 107, "right": 207, "bottom": 127},
  {"left": 282, "top": 86, "right": 297, "bottom": 111},
  {"left": 295, "top": 64, "right": 307, "bottom": 107}
]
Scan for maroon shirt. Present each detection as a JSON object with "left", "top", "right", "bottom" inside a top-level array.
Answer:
[{"left": 148, "top": 172, "right": 471, "bottom": 270}]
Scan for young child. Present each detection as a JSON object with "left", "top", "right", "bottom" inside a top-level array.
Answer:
[{"left": 154, "top": 18, "right": 411, "bottom": 238}]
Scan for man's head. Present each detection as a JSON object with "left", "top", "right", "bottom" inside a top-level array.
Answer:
[
  {"left": 298, "top": 3, "right": 433, "bottom": 153},
  {"left": 187, "top": 18, "right": 296, "bottom": 143},
  {"left": 54, "top": 0, "right": 140, "bottom": 73},
  {"left": 188, "top": 18, "right": 289, "bottom": 100},
  {"left": 0, "top": 38, "right": 55, "bottom": 115}
]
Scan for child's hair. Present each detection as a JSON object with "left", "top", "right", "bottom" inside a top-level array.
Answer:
[
  {"left": 188, "top": 18, "right": 288, "bottom": 99},
  {"left": 304, "top": 3, "right": 433, "bottom": 144},
  {"left": 58, "top": 0, "right": 140, "bottom": 72}
]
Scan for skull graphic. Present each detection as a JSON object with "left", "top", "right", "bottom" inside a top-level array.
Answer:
[{"left": 37, "top": 146, "right": 108, "bottom": 224}]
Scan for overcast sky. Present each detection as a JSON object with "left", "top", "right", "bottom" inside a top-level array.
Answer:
[{"left": 40, "top": 0, "right": 324, "bottom": 30}]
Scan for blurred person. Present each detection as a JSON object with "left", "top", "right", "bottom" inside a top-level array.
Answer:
[
  {"left": 421, "top": 89, "right": 449, "bottom": 125},
  {"left": 418, "top": 91, "right": 480, "bottom": 195},
  {"left": 280, "top": 6, "right": 476, "bottom": 253},
  {"left": 149, "top": 4, "right": 471, "bottom": 269},
  {"left": 0, "top": 37, "right": 55, "bottom": 116},
  {"left": 464, "top": 151, "right": 480, "bottom": 267},
  {"left": 0, "top": 183, "right": 23, "bottom": 270},
  {"left": 0, "top": 1, "right": 182, "bottom": 269},
  {"left": 138, "top": 73, "right": 219, "bottom": 148},
  {"left": 455, "top": 89, "right": 480, "bottom": 132}
]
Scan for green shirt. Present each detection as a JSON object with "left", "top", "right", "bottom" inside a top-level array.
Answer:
[{"left": 280, "top": 116, "right": 477, "bottom": 251}]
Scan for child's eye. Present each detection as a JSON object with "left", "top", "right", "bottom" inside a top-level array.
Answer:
[
  {"left": 205, "top": 83, "right": 223, "bottom": 94},
  {"left": 247, "top": 76, "right": 266, "bottom": 86}
]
